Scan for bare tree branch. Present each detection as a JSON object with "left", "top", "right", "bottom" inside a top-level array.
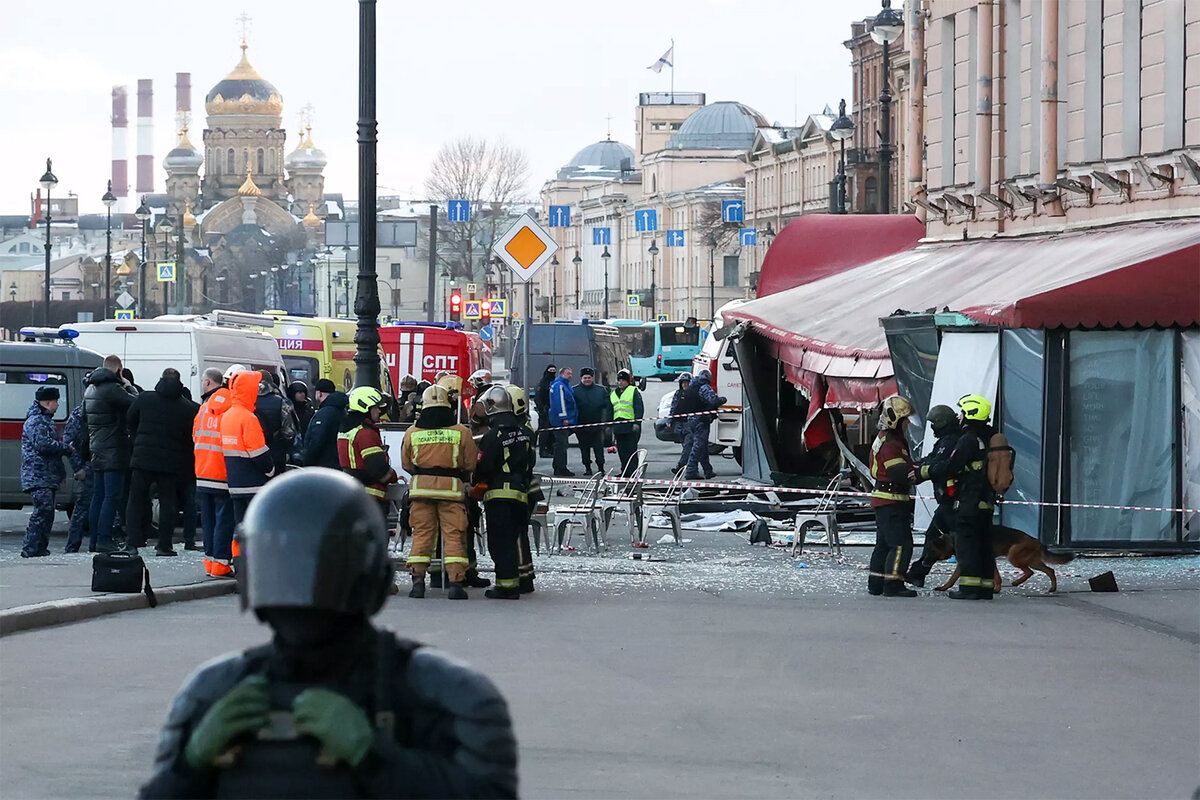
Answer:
[{"left": 692, "top": 200, "right": 741, "bottom": 250}]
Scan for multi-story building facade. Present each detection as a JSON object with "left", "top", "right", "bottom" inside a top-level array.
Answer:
[{"left": 846, "top": 15, "right": 910, "bottom": 214}]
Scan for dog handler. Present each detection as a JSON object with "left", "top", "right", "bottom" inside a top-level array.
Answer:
[{"left": 905, "top": 404, "right": 961, "bottom": 587}]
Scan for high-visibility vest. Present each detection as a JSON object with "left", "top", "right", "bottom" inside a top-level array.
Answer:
[
  {"left": 407, "top": 426, "right": 466, "bottom": 500},
  {"left": 610, "top": 386, "right": 636, "bottom": 421},
  {"left": 869, "top": 430, "right": 911, "bottom": 504},
  {"left": 193, "top": 390, "right": 230, "bottom": 490},
  {"left": 337, "top": 424, "right": 390, "bottom": 500}
]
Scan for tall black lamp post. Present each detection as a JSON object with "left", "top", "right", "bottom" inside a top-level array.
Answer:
[
  {"left": 871, "top": 0, "right": 904, "bottom": 215},
  {"left": 647, "top": 238, "right": 659, "bottom": 320},
  {"left": 135, "top": 197, "right": 150, "bottom": 316},
  {"left": 101, "top": 180, "right": 117, "bottom": 319},
  {"left": 600, "top": 245, "right": 611, "bottom": 318},
  {"left": 354, "top": 0, "right": 381, "bottom": 388},
  {"left": 38, "top": 159, "right": 58, "bottom": 325},
  {"left": 549, "top": 254, "right": 559, "bottom": 318},
  {"left": 571, "top": 250, "right": 581, "bottom": 310},
  {"left": 830, "top": 99, "right": 855, "bottom": 214}
]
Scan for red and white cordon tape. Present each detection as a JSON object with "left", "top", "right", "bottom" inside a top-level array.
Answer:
[
  {"left": 539, "top": 409, "right": 721, "bottom": 433},
  {"left": 541, "top": 474, "right": 1200, "bottom": 516}
]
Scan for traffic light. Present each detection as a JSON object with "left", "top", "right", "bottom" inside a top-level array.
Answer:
[
  {"left": 449, "top": 288, "right": 463, "bottom": 321},
  {"left": 480, "top": 298, "right": 491, "bottom": 321}
]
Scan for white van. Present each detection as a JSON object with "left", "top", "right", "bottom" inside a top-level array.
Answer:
[
  {"left": 692, "top": 299, "right": 749, "bottom": 463},
  {"left": 63, "top": 317, "right": 286, "bottom": 398}
]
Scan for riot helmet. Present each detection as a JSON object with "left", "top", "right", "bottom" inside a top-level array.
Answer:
[
  {"left": 677, "top": 371, "right": 692, "bottom": 385},
  {"left": 927, "top": 404, "right": 958, "bottom": 436},
  {"left": 236, "top": 468, "right": 392, "bottom": 617}
]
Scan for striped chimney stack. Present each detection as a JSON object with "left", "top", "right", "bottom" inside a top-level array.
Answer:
[
  {"left": 175, "top": 72, "right": 191, "bottom": 133},
  {"left": 111, "top": 86, "right": 129, "bottom": 202},
  {"left": 136, "top": 78, "right": 153, "bottom": 193}
]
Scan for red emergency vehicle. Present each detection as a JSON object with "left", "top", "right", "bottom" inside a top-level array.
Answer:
[{"left": 378, "top": 323, "right": 491, "bottom": 397}]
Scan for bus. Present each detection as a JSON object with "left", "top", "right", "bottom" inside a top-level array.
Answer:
[
  {"left": 606, "top": 318, "right": 708, "bottom": 380},
  {"left": 603, "top": 319, "right": 656, "bottom": 380}
]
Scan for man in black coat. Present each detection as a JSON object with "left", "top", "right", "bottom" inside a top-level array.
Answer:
[
  {"left": 125, "top": 368, "right": 200, "bottom": 555},
  {"left": 533, "top": 365, "right": 557, "bottom": 458},
  {"left": 571, "top": 368, "right": 610, "bottom": 476},
  {"left": 83, "top": 355, "right": 138, "bottom": 552},
  {"left": 254, "top": 371, "right": 297, "bottom": 475},
  {"left": 303, "top": 379, "right": 349, "bottom": 469}
]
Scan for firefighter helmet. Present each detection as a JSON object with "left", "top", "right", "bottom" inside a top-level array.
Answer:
[
  {"left": 927, "top": 404, "right": 958, "bottom": 436},
  {"left": 468, "top": 369, "right": 492, "bottom": 389},
  {"left": 222, "top": 363, "right": 248, "bottom": 383},
  {"left": 957, "top": 394, "right": 992, "bottom": 422},
  {"left": 421, "top": 384, "right": 452, "bottom": 409},
  {"left": 348, "top": 386, "right": 385, "bottom": 414},
  {"left": 399, "top": 374, "right": 418, "bottom": 392},
  {"left": 436, "top": 373, "right": 463, "bottom": 396},
  {"left": 504, "top": 384, "right": 528, "bottom": 417},
  {"left": 480, "top": 385, "right": 512, "bottom": 416},
  {"left": 880, "top": 395, "right": 914, "bottom": 430},
  {"left": 237, "top": 468, "right": 393, "bottom": 616}
]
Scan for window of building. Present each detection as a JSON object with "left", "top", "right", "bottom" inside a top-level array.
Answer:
[
  {"left": 669, "top": 122, "right": 682, "bottom": 131},
  {"left": 722, "top": 254, "right": 739, "bottom": 286},
  {"left": 61, "top": 291, "right": 70, "bottom": 301},
  {"left": 257, "top": 148, "right": 265, "bottom": 173},
  {"left": 227, "top": 149, "right": 235, "bottom": 174},
  {"left": 390, "top": 262, "right": 401, "bottom": 279},
  {"left": 267, "top": 148, "right": 274, "bottom": 172},
  {"left": 651, "top": 122, "right": 668, "bottom": 131},
  {"left": 865, "top": 177, "right": 878, "bottom": 213}
]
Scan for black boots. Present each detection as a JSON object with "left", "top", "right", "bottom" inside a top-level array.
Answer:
[
  {"left": 867, "top": 574, "right": 884, "bottom": 596},
  {"left": 883, "top": 584, "right": 918, "bottom": 598},
  {"left": 518, "top": 577, "right": 535, "bottom": 594},
  {"left": 464, "top": 571, "right": 492, "bottom": 588},
  {"left": 447, "top": 582, "right": 468, "bottom": 600},
  {"left": 484, "top": 586, "right": 520, "bottom": 600},
  {"left": 408, "top": 576, "right": 426, "bottom": 598}
]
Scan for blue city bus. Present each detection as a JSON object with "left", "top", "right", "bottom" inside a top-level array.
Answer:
[{"left": 605, "top": 318, "right": 708, "bottom": 381}]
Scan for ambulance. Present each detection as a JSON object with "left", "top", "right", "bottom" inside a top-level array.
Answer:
[
  {"left": 692, "top": 298, "right": 749, "bottom": 464},
  {"left": 378, "top": 323, "right": 490, "bottom": 396}
]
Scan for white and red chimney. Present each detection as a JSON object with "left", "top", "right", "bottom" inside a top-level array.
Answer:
[
  {"left": 136, "top": 78, "right": 153, "bottom": 193},
  {"left": 111, "top": 86, "right": 129, "bottom": 204}
]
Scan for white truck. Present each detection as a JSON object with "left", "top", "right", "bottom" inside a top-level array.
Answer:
[
  {"left": 64, "top": 317, "right": 285, "bottom": 398},
  {"left": 692, "top": 299, "right": 749, "bottom": 464}
]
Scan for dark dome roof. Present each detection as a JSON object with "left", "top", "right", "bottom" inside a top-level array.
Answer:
[
  {"left": 557, "top": 139, "right": 634, "bottom": 180},
  {"left": 668, "top": 101, "right": 767, "bottom": 150},
  {"left": 205, "top": 44, "right": 283, "bottom": 116}
]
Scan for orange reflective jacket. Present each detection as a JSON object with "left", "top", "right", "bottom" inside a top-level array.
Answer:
[
  {"left": 193, "top": 388, "right": 232, "bottom": 490},
  {"left": 220, "top": 372, "right": 275, "bottom": 496}
]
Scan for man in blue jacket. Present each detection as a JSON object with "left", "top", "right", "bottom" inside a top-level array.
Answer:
[
  {"left": 548, "top": 366, "right": 577, "bottom": 477},
  {"left": 680, "top": 370, "right": 725, "bottom": 480},
  {"left": 20, "top": 386, "right": 76, "bottom": 558}
]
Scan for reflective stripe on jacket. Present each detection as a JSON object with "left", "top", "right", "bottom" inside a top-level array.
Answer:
[
  {"left": 610, "top": 386, "right": 636, "bottom": 421},
  {"left": 219, "top": 372, "right": 275, "bottom": 496},
  {"left": 869, "top": 428, "right": 914, "bottom": 507},
  {"left": 476, "top": 415, "right": 533, "bottom": 504},
  {"left": 193, "top": 388, "right": 231, "bottom": 490},
  {"left": 337, "top": 421, "right": 396, "bottom": 500},
  {"left": 400, "top": 423, "right": 476, "bottom": 502}
]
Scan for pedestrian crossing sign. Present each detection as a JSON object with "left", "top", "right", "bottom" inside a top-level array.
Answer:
[
  {"left": 626, "top": 292, "right": 640, "bottom": 307},
  {"left": 114, "top": 309, "right": 134, "bottom": 320},
  {"left": 464, "top": 300, "right": 482, "bottom": 320},
  {"left": 157, "top": 262, "right": 176, "bottom": 282},
  {"left": 656, "top": 314, "right": 668, "bottom": 322},
  {"left": 488, "top": 299, "right": 507, "bottom": 317}
]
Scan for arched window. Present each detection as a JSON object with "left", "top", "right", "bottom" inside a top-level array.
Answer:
[
  {"left": 257, "top": 148, "right": 265, "bottom": 173},
  {"left": 266, "top": 148, "right": 274, "bottom": 172},
  {"left": 650, "top": 173, "right": 656, "bottom": 194},
  {"left": 865, "top": 177, "right": 879, "bottom": 213},
  {"left": 226, "top": 148, "right": 235, "bottom": 174}
]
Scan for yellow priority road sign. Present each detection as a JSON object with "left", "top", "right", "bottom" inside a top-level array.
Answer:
[{"left": 491, "top": 212, "right": 559, "bottom": 284}]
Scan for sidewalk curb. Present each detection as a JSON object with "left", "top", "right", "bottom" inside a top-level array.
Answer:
[{"left": 0, "top": 580, "right": 237, "bottom": 637}]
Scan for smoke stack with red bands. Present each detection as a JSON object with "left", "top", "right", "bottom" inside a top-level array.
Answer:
[
  {"left": 112, "top": 86, "right": 129, "bottom": 201},
  {"left": 137, "top": 78, "right": 153, "bottom": 193}
]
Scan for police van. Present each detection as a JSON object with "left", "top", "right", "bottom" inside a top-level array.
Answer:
[{"left": 1, "top": 329, "right": 103, "bottom": 510}]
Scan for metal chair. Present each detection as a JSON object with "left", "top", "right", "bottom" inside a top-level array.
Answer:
[
  {"left": 528, "top": 499, "right": 551, "bottom": 555},
  {"left": 552, "top": 471, "right": 607, "bottom": 554},
  {"left": 791, "top": 470, "right": 850, "bottom": 557},
  {"left": 638, "top": 465, "right": 688, "bottom": 546},
  {"left": 599, "top": 457, "right": 649, "bottom": 544}
]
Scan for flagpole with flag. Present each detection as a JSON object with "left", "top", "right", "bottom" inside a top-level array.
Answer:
[{"left": 647, "top": 38, "right": 675, "bottom": 98}]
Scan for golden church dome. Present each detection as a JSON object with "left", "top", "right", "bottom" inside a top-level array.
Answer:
[
  {"left": 205, "top": 43, "right": 283, "bottom": 117},
  {"left": 237, "top": 165, "right": 262, "bottom": 197}
]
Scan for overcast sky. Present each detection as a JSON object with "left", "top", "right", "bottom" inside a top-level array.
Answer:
[{"left": 1, "top": 0, "right": 871, "bottom": 215}]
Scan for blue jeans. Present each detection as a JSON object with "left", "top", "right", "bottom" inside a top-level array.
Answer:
[
  {"left": 66, "top": 467, "right": 94, "bottom": 552},
  {"left": 23, "top": 488, "right": 55, "bottom": 556},
  {"left": 198, "top": 489, "right": 235, "bottom": 561},
  {"left": 88, "top": 469, "right": 126, "bottom": 551}
]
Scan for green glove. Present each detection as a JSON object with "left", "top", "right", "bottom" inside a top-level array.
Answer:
[
  {"left": 184, "top": 675, "right": 270, "bottom": 770},
  {"left": 292, "top": 688, "right": 374, "bottom": 768}
]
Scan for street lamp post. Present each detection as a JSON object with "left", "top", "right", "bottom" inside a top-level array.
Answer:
[
  {"left": 549, "top": 254, "right": 559, "bottom": 318},
  {"left": 38, "top": 159, "right": 58, "bottom": 326},
  {"left": 871, "top": 0, "right": 904, "bottom": 215},
  {"left": 355, "top": 0, "right": 382, "bottom": 389},
  {"left": 159, "top": 218, "right": 174, "bottom": 314},
  {"left": 600, "top": 245, "right": 611, "bottom": 318},
  {"left": 572, "top": 250, "right": 581, "bottom": 311},
  {"left": 831, "top": 99, "right": 855, "bottom": 214},
  {"left": 102, "top": 180, "right": 117, "bottom": 319},
  {"left": 708, "top": 244, "right": 716, "bottom": 321},
  {"left": 135, "top": 197, "right": 150, "bottom": 317},
  {"left": 647, "top": 239, "right": 659, "bottom": 321},
  {"left": 9, "top": 282, "right": 17, "bottom": 304}
]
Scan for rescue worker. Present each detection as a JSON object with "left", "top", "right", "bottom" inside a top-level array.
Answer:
[
  {"left": 396, "top": 374, "right": 419, "bottom": 423},
  {"left": 927, "top": 394, "right": 998, "bottom": 600},
  {"left": 137, "top": 468, "right": 519, "bottom": 799},
  {"left": 194, "top": 367, "right": 236, "bottom": 577},
  {"left": 467, "top": 369, "right": 494, "bottom": 437},
  {"left": 337, "top": 386, "right": 401, "bottom": 525},
  {"left": 669, "top": 372, "right": 694, "bottom": 473},
  {"left": 609, "top": 369, "right": 645, "bottom": 478},
  {"left": 572, "top": 368, "right": 610, "bottom": 476},
  {"left": 548, "top": 367, "right": 577, "bottom": 477},
  {"left": 867, "top": 394, "right": 919, "bottom": 598},
  {"left": 905, "top": 404, "right": 961, "bottom": 587},
  {"left": 680, "top": 370, "right": 724, "bottom": 481},
  {"left": 400, "top": 385, "right": 477, "bottom": 600},
  {"left": 505, "top": 384, "right": 540, "bottom": 592},
  {"left": 220, "top": 371, "right": 275, "bottom": 524},
  {"left": 20, "top": 386, "right": 75, "bottom": 558},
  {"left": 471, "top": 387, "right": 534, "bottom": 600}
]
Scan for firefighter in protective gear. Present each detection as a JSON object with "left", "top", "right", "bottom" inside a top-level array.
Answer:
[
  {"left": 337, "top": 387, "right": 400, "bottom": 525},
  {"left": 396, "top": 374, "right": 419, "bottom": 423},
  {"left": 400, "top": 385, "right": 477, "bottom": 600},
  {"left": 905, "top": 404, "right": 961, "bottom": 587},
  {"left": 504, "top": 385, "right": 540, "bottom": 591},
  {"left": 220, "top": 371, "right": 275, "bottom": 524},
  {"left": 137, "top": 469, "right": 519, "bottom": 799},
  {"left": 467, "top": 371, "right": 495, "bottom": 438},
  {"left": 194, "top": 368, "right": 235, "bottom": 577},
  {"left": 473, "top": 386, "right": 534, "bottom": 600},
  {"left": 867, "top": 394, "right": 918, "bottom": 597},
  {"left": 924, "top": 394, "right": 998, "bottom": 600}
]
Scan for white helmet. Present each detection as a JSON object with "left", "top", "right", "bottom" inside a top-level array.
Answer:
[{"left": 222, "top": 363, "right": 248, "bottom": 383}]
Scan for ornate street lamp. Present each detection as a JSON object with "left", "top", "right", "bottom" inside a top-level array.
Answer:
[
  {"left": 600, "top": 246, "right": 611, "bottom": 318},
  {"left": 830, "top": 99, "right": 855, "bottom": 214},
  {"left": 101, "top": 180, "right": 117, "bottom": 319},
  {"left": 647, "top": 239, "right": 659, "bottom": 320},
  {"left": 135, "top": 197, "right": 151, "bottom": 316},
  {"left": 871, "top": 0, "right": 904, "bottom": 215},
  {"left": 572, "top": 250, "right": 582, "bottom": 310},
  {"left": 38, "top": 159, "right": 58, "bottom": 325}
]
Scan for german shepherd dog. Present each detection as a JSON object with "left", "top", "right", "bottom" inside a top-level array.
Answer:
[{"left": 916, "top": 525, "right": 1075, "bottom": 594}]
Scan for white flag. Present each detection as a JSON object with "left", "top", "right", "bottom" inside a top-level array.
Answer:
[{"left": 647, "top": 46, "right": 674, "bottom": 73}]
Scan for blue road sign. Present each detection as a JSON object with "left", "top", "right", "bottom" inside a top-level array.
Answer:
[
  {"left": 114, "top": 309, "right": 134, "bottom": 320},
  {"left": 666, "top": 229, "right": 685, "bottom": 246},
  {"left": 548, "top": 205, "right": 571, "bottom": 227},
  {"left": 488, "top": 298, "right": 507, "bottom": 317},
  {"left": 463, "top": 300, "right": 482, "bottom": 320},
  {"left": 626, "top": 292, "right": 640, "bottom": 307},
  {"left": 157, "top": 262, "right": 176, "bottom": 282},
  {"left": 635, "top": 209, "right": 658, "bottom": 232},
  {"left": 447, "top": 200, "right": 471, "bottom": 222},
  {"left": 722, "top": 200, "right": 745, "bottom": 223},
  {"left": 740, "top": 228, "right": 758, "bottom": 246},
  {"left": 592, "top": 227, "right": 611, "bottom": 246},
  {"left": 479, "top": 324, "right": 494, "bottom": 342}
]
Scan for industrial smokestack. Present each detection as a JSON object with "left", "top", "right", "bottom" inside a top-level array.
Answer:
[
  {"left": 175, "top": 72, "right": 191, "bottom": 130},
  {"left": 137, "top": 78, "right": 153, "bottom": 193},
  {"left": 112, "top": 86, "right": 129, "bottom": 202}
]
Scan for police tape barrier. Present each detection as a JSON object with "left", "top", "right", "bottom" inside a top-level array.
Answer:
[
  {"left": 540, "top": 474, "right": 1200, "bottom": 516},
  {"left": 540, "top": 409, "right": 722, "bottom": 432}
]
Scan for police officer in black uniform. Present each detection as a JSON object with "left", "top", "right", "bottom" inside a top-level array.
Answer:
[
  {"left": 138, "top": 468, "right": 519, "bottom": 799},
  {"left": 473, "top": 386, "right": 534, "bottom": 600},
  {"left": 905, "top": 404, "right": 961, "bottom": 587}
]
